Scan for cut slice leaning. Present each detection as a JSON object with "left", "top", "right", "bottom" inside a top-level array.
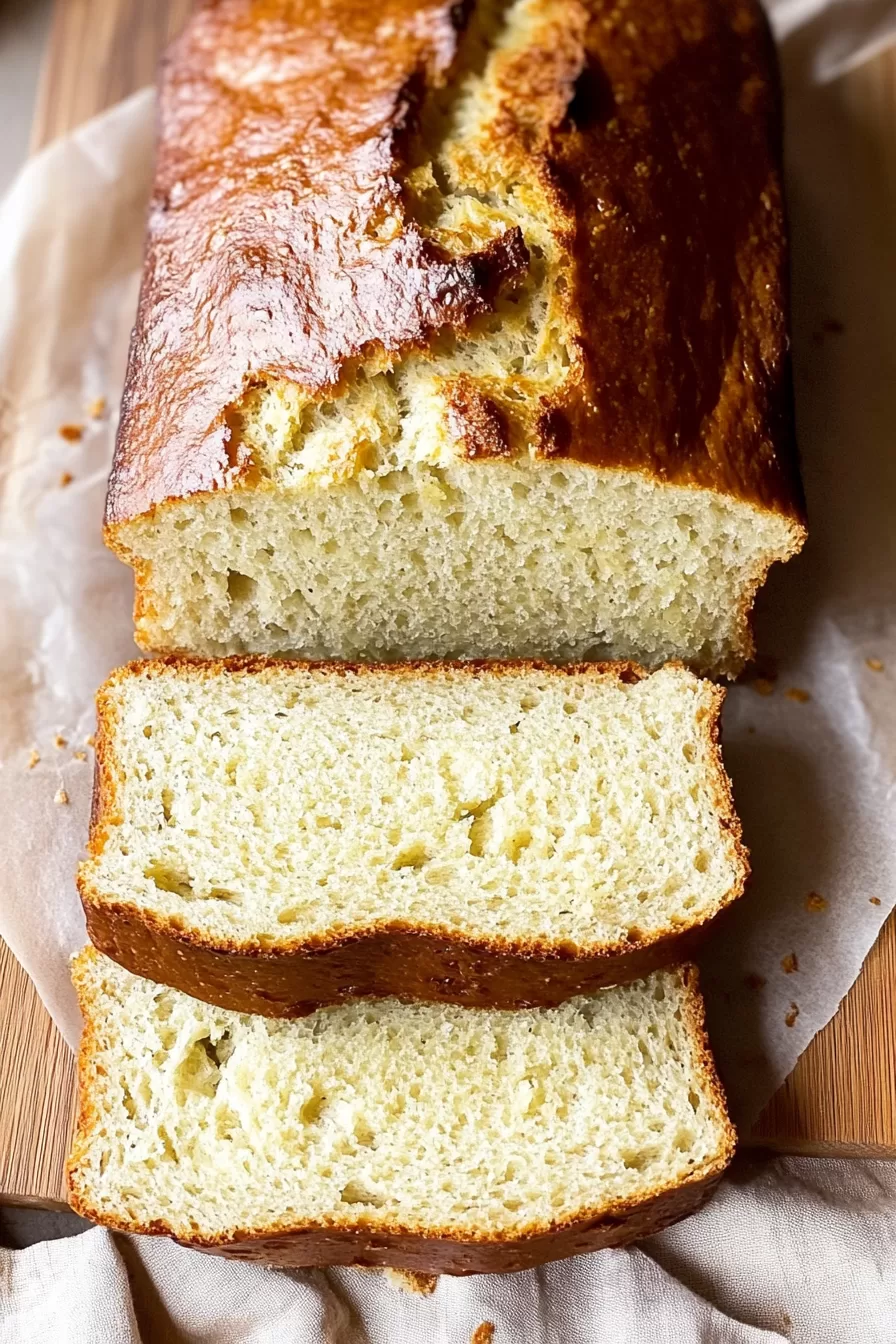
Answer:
[
  {"left": 80, "top": 659, "right": 747, "bottom": 1015},
  {"left": 67, "top": 951, "right": 735, "bottom": 1274}
]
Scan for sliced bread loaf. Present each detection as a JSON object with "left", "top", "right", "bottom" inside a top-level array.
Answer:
[
  {"left": 67, "top": 951, "right": 735, "bottom": 1273},
  {"left": 106, "top": 0, "right": 805, "bottom": 677},
  {"left": 80, "top": 660, "right": 747, "bottom": 1015}
]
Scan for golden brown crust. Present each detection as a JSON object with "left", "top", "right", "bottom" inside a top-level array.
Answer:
[
  {"left": 66, "top": 954, "right": 735, "bottom": 1273},
  {"left": 79, "top": 656, "right": 748, "bottom": 1015},
  {"left": 106, "top": 0, "right": 805, "bottom": 536}
]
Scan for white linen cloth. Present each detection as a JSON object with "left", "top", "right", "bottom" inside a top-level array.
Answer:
[{"left": 0, "top": 2, "right": 895, "bottom": 1342}]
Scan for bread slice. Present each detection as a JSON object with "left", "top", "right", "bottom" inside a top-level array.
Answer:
[
  {"left": 106, "top": 0, "right": 805, "bottom": 678},
  {"left": 79, "top": 660, "right": 747, "bottom": 1015},
  {"left": 67, "top": 951, "right": 735, "bottom": 1273}
]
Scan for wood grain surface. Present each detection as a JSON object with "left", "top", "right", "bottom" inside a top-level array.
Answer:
[{"left": 0, "top": 0, "right": 894, "bottom": 1210}]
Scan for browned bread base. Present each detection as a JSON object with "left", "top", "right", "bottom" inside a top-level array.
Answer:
[{"left": 84, "top": 898, "right": 710, "bottom": 1017}]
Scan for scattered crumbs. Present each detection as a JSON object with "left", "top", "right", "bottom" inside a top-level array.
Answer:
[
  {"left": 866, "top": 658, "right": 884, "bottom": 673},
  {"left": 870, "top": 896, "right": 882, "bottom": 906},
  {"left": 87, "top": 396, "right": 107, "bottom": 419},
  {"left": 785, "top": 1003, "right": 799, "bottom": 1028},
  {"left": 86, "top": 734, "right": 96, "bottom": 749},
  {"left": 73, "top": 750, "right": 88, "bottom": 763},
  {"left": 27, "top": 748, "right": 40, "bottom": 769},
  {"left": 471, "top": 1327, "right": 496, "bottom": 1344},
  {"left": 781, "top": 952, "right": 799, "bottom": 974},
  {"left": 751, "top": 678, "right": 775, "bottom": 697},
  {"left": 785, "top": 687, "right": 811, "bottom": 704},
  {"left": 744, "top": 972, "right": 766, "bottom": 991},
  {"left": 54, "top": 788, "right": 69, "bottom": 806},
  {"left": 58, "top": 424, "right": 83, "bottom": 442},
  {"left": 54, "top": 734, "right": 68, "bottom": 749},
  {"left": 59, "top": 471, "right": 74, "bottom": 488},
  {"left": 805, "top": 891, "right": 827, "bottom": 913},
  {"left": 382, "top": 1268, "right": 438, "bottom": 1295}
]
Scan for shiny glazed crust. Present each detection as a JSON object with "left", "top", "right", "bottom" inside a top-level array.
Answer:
[
  {"left": 66, "top": 958, "right": 736, "bottom": 1273},
  {"left": 106, "top": 0, "right": 805, "bottom": 529},
  {"left": 78, "top": 657, "right": 749, "bottom": 1016}
]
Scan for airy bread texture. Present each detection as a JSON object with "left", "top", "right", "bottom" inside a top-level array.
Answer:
[
  {"left": 121, "top": 458, "right": 799, "bottom": 675},
  {"left": 107, "top": 0, "right": 805, "bottom": 677},
  {"left": 67, "top": 952, "right": 735, "bottom": 1272},
  {"left": 80, "top": 660, "right": 747, "bottom": 1013}
]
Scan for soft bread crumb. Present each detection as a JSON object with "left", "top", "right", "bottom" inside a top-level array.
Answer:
[
  {"left": 73, "top": 751, "right": 88, "bottom": 763},
  {"left": 785, "top": 1003, "right": 799, "bottom": 1028},
  {"left": 805, "top": 892, "right": 827, "bottom": 913},
  {"left": 58, "top": 424, "right": 83, "bottom": 442},
  {"left": 382, "top": 1269, "right": 438, "bottom": 1295},
  {"left": 59, "top": 471, "right": 74, "bottom": 488},
  {"left": 866, "top": 658, "right": 884, "bottom": 672},
  {"left": 780, "top": 953, "right": 798, "bottom": 974},
  {"left": 55, "top": 788, "right": 69, "bottom": 806},
  {"left": 67, "top": 953, "right": 735, "bottom": 1246},
  {"left": 81, "top": 662, "right": 747, "bottom": 954},
  {"left": 785, "top": 688, "right": 810, "bottom": 703},
  {"left": 27, "top": 749, "right": 40, "bottom": 769},
  {"left": 471, "top": 1326, "right": 495, "bottom": 1344},
  {"left": 54, "top": 735, "right": 68, "bottom": 749},
  {"left": 87, "top": 397, "right": 107, "bottom": 419},
  {"left": 751, "top": 678, "right": 775, "bottom": 697},
  {"left": 86, "top": 734, "right": 96, "bottom": 749},
  {"left": 870, "top": 897, "right": 881, "bottom": 906}
]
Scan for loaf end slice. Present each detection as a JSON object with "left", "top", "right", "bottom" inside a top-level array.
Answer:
[
  {"left": 79, "top": 659, "right": 748, "bottom": 1015},
  {"left": 67, "top": 952, "right": 735, "bottom": 1274}
]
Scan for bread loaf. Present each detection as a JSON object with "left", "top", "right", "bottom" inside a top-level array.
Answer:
[
  {"left": 67, "top": 951, "right": 735, "bottom": 1273},
  {"left": 80, "top": 659, "right": 747, "bottom": 1014},
  {"left": 106, "top": 0, "right": 805, "bottom": 676}
]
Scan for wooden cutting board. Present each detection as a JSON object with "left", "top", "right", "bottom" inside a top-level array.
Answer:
[{"left": 1, "top": 0, "right": 894, "bottom": 1210}]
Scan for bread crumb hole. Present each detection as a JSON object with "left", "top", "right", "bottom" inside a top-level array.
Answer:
[
  {"left": 392, "top": 842, "right": 430, "bottom": 870},
  {"left": 694, "top": 850, "right": 710, "bottom": 873},
  {"left": 340, "top": 1181, "right": 385, "bottom": 1207},
  {"left": 227, "top": 570, "right": 256, "bottom": 603},
  {"left": 682, "top": 742, "right": 696, "bottom": 763},
  {"left": 145, "top": 861, "right": 194, "bottom": 898}
]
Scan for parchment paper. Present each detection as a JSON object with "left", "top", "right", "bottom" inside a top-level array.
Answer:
[{"left": 0, "top": 1, "right": 895, "bottom": 1133}]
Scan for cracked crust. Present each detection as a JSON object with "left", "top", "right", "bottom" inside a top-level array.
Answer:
[
  {"left": 78, "top": 657, "right": 749, "bottom": 1016},
  {"left": 66, "top": 955, "right": 736, "bottom": 1273},
  {"left": 105, "top": 0, "right": 805, "bottom": 543}
]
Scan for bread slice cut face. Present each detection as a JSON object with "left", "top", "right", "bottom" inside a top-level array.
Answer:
[
  {"left": 67, "top": 951, "right": 735, "bottom": 1273},
  {"left": 80, "top": 659, "right": 747, "bottom": 1014}
]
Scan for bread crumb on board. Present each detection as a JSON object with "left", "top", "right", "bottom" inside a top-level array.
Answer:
[
  {"left": 59, "top": 471, "right": 74, "bottom": 488},
  {"left": 751, "top": 678, "right": 775, "bottom": 697},
  {"left": 785, "top": 687, "right": 810, "bottom": 703},
  {"left": 86, "top": 734, "right": 96, "bottom": 748},
  {"left": 58, "top": 424, "right": 83, "bottom": 442},
  {"left": 805, "top": 891, "right": 827, "bottom": 912},
  {"left": 27, "top": 748, "right": 40, "bottom": 769},
  {"left": 471, "top": 1326, "right": 496, "bottom": 1344},
  {"left": 54, "top": 787, "right": 69, "bottom": 806},
  {"left": 73, "top": 750, "right": 88, "bottom": 763},
  {"left": 785, "top": 1003, "right": 799, "bottom": 1028},
  {"left": 870, "top": 896, "right": 882, "bottom": 906},
  {"left": 54, "top": 734, "right": 68, "bottom": 749},
  {"left": 87, "top": 396, "right": 107, "bottom": 419},
  {"left": 744, "top": 973, "right": 766, "bottom": 991},
  {"left": 866, "top": 658, "right": 884, "bottom": 672},
  {"left": 382, "top": 1269, "right": 438, "bottom": 1295},
  {"left": 780, "top": 953, "right": 799, "bottom": 974}
]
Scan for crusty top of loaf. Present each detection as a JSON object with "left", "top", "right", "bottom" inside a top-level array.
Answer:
[{"left": 107, "top": 0, "right": 803, "bottom": 526}]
